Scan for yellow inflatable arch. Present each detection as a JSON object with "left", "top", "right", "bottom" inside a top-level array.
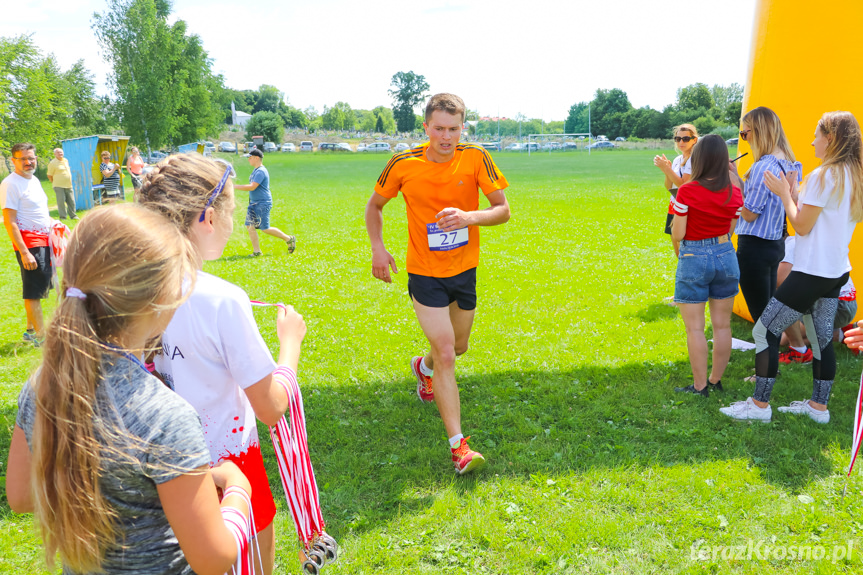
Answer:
[{"left": 733, "top": 0, "right": 863, "bottom": 322}]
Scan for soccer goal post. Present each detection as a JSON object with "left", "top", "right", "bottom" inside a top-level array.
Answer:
[{"left": 527, "top": 133, "right": 593, "bottom": 156}]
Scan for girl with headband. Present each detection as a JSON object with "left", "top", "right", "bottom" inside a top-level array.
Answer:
[{"left": 136, "top": 153, "right": 307, "bottom": 575}]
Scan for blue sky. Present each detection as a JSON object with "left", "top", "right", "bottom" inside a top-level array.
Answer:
[{"left": 6, "top": 0, "right": 757, "bottom": 120}]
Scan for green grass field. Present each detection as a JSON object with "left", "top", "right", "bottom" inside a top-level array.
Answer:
[{"left": 2, "top": 149, "right": 863, "bottom": 573}]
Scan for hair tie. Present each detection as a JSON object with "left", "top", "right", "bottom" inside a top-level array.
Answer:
[{"left": 66, "top": 287, "right": 87, "bottom": 300}]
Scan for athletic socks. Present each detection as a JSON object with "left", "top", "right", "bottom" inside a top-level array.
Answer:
[
  {"left": 449, "top": 434, "right": 464, "bottom": 449},
  {"left": 790, "top": 345, "right": 808, "bottom": 354},
  {"left": 419, "top": 358, "right": 434, "bottom": 377}
]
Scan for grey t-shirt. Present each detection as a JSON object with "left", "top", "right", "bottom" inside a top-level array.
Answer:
[{"left": 17, "top": 354, "right": 211, "bottom": 575}]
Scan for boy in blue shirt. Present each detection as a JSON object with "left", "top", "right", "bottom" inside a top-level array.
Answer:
[{"left": 234, "top": 149, "right": 297, "bottom": 256}]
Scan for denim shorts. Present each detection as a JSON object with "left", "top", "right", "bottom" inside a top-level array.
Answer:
[
  {"left": 674, "top": 238, "right": 740, "bottom": 304},
  {"left": 245, "top": 201, "right": 272, "bottom": 230}
]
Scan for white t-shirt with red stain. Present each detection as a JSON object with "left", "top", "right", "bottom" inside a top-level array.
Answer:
[{"left": 154, "top": 271, "right": 276, "bottom": 466}]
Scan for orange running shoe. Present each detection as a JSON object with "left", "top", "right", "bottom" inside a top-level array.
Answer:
[
  {"left": 411, "top": 356, "right": 434, "bottom": 402},
  {"left": 451, "top": 436, "right": 486, "bottom": 475}
]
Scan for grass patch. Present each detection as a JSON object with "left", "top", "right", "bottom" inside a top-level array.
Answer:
[{"left": 2, "top": 150, "right": 862, "bottom": 573}]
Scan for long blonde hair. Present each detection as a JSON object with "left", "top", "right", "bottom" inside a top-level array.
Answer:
[
  {"left": 31, "top": 204, "right": 194, "bottom": 572},
  {"left": 805, "top": 111, "right": 863, "bottom": 222},
  {"left": 741, "top": 107, "right": 796, "bottom": 169},
  {"left": 135, "top": 153, "right": 234, "bottom": 235}
]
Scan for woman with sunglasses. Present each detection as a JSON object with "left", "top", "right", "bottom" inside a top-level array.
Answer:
[
  {"left": 127, "top": 147, "right": 146, "bottom": 190},
  {"left": 670, "top": 135, "right": 743, "bottom": 396},
  {"left": 654, "top": 124, "right": 699, "bottom": 258},
  {"left": 723, "top": 111, "right": 863, "bottom": 422},
  {"left": 136, "top": 154, "right": 308, "bottom": 574},
  {"left": 731, "top": 107, "right": 802, "bottom": 334}
]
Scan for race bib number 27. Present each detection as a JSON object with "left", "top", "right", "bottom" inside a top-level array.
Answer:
[{"left": 427, "top": 223, "right": 468, "bottom": 251}]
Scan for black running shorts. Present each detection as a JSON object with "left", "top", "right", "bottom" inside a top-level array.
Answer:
[
  {"left": 16, "top": 246, "right": 53, "bottom": 300},
  {"left": 408, "top": 267, "right": 477, "bottom": 310}
]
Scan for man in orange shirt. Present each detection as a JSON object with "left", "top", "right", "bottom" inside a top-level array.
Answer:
[{"left": 365, "top": 93, "right": 510, "bottom": 474}]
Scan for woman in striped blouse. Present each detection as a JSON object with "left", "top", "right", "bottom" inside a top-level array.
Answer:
[{"left": 731, "top": 107, "right": 802, "bottom": 333}]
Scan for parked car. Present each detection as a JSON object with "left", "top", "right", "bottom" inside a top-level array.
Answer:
[
  {"left": 726, "top": 137, "right": 739, "bottom": 145},
  {"left": 615, "top": 137, "right": 626, "bottom": 142},
  {"left": 394, "top": 142, "right": 410, "bottom": 153},
  {"left": 364, "top": 142, "right": 391, "bottom": 152},
  {"left": 335, "top": 143, "right": 353, "bottom": 152},
  {"left": 281, "top": 143, "right": 296, "bottom": 152},
  {"left": 357, "top": 143, "right": 367, "bottom": 152},
  {"left": 146, "top": 150, "right": 168, "bottom": 164},
  {"left": 562, "top": 142, "right": 578, "bottom": 150},
  {"left": 596, "top": 135, "right": 609, "bottom": 142},
  {"left": 244, "top": 142, "right": 254, "bottom": 152},
  {"left": 218, "top": 141, "right": 237, "bottom": 153},
  {"left": 524, "top": 142, "right": 540, "bottom": 152},
  {"left": 300, "top": 141, "right": 313, "bottom": 151},
  {"left": 411, "top": 142, "right": 424, "bottom": 149},
  {"left": 586, "top": 141, "right": 617, "bottom": 150},
  {"left": 505, "top": 143, "right": 523, "bottom": 151},
  {"left": 480, "top": 142, "right": 501, "bottom": 151},
  {"left": 263, "top": 142, "right": 277, "bottom": 153},
  {"left": 318, "top": 142, "right": 335, "bottom": 151}
]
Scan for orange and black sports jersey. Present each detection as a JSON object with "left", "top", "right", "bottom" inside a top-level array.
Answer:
[{"left": 374, "top": 143, "right": 509, "bottom": 278}]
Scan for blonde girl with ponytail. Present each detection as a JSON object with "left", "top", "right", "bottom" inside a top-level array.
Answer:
[{"left": 6, "top": 204, "right": 253, "bottom": 575}]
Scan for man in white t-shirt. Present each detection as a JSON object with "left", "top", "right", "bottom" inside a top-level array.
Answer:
[{"left": 1, "top": 143, "right": 53, "bottom": 345}]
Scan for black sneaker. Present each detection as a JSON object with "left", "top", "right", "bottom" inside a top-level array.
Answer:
[
  {"left": 674, "top": 384, "right": 709, "bottom": 397},
  {"left": 708, "top": 379, "right": 724, "bottom": 392}
]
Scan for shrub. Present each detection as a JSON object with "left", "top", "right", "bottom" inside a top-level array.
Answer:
[{"left": 710, "top": 125, "right": 740, "bottom": 140}]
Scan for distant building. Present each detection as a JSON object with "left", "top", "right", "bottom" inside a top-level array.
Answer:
[{"left": 231, "top": 101, "right": 252, "bottom": 127}]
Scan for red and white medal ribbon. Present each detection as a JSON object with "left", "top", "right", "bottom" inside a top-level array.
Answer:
[
  {"left": 252, "top": 300, "right": 336, "bottom": 569},
  {"left": 220, "top": 485, "right": 262, "bottom": 575},
  {"left": 269, "top": 366, "right": 326, "bottom": 546},
  {"left": 849, "top": 370, "right": 863, "bottom": 477}
]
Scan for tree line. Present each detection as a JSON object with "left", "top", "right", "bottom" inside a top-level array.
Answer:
[{"left": 563, "top": 84, "right": 743, "bottom": 140}]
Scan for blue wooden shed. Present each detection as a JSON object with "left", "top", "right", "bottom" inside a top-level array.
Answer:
[
  {"left": 177, "top": 142, "right": 205, "bottom": 154},
  {"left": 61, "top": 135, "right": 130, "bottom": 210}
]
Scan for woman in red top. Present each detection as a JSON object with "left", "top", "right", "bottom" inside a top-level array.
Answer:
[{"left": 670, "top": 134, "right": 744, "bottom": 396}]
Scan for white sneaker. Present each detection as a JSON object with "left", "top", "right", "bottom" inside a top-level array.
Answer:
[
  {"left": 719, "top": 397, "right": 772, "bottom": 421},
  {"left": 777, "top": 400, "right": 830, "bottom": 424}
]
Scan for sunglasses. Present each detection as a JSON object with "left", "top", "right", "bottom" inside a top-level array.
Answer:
[
  {"left": 739, "top": 129, "right": 752, "bottom": 141},
  {"left": 198, "top": 161, "right": 236, "bottom": 222},
  {"left": 674, "top": 136, "right": 696, "bottom": 143}
]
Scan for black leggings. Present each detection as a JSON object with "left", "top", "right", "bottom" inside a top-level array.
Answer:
[
  {"left": 752, "top": 271, "right": 849, "bottom": 405},
  {"left": 737, "top": 235, "right": 785, "bottom": 322}
]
